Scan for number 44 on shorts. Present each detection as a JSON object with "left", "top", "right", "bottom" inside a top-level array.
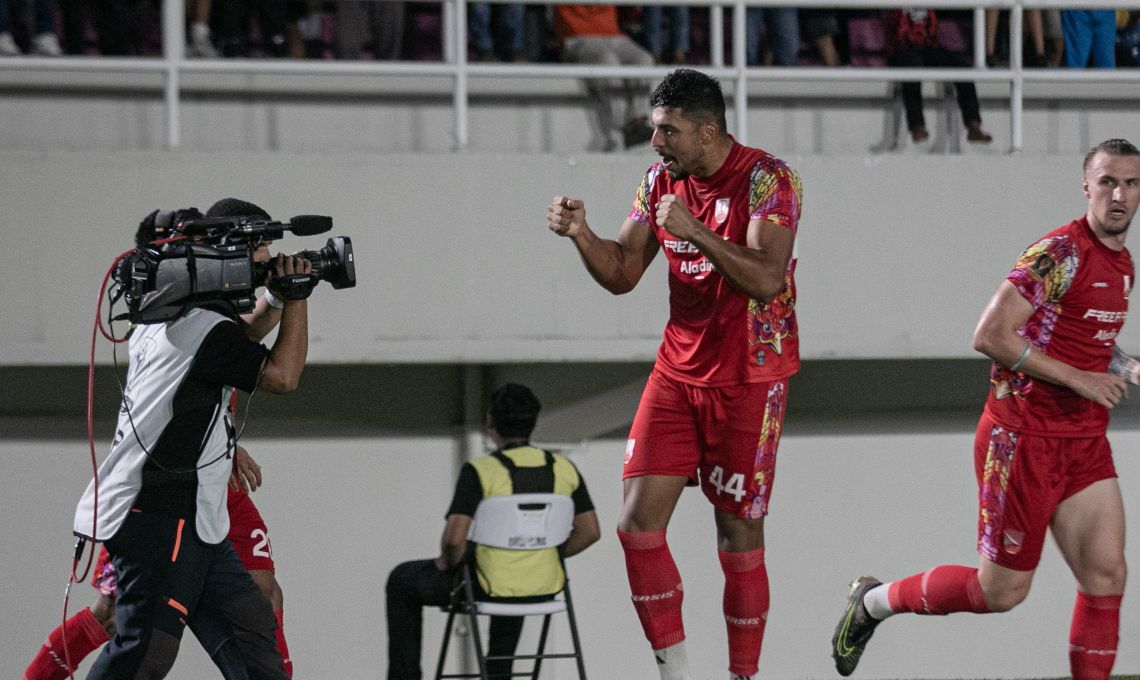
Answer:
[{"left": 707, "top": 465, "right": 746, "bottom": 501}]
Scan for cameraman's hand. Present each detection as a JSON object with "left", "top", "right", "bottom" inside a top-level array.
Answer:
[{"left": 266, "top": 253, "right": 317, "bottom": 302}]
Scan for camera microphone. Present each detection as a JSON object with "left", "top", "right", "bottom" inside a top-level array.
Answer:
[{"left": 286, "top": 215, "right": 333, "bottom": 236}]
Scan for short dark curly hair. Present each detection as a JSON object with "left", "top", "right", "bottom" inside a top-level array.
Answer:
[
  {"left": 649, "top": 68, "right": 728, "bottom": 136},
  {"left": 488, "top": 383, "right": 542, "bottom": 439}
]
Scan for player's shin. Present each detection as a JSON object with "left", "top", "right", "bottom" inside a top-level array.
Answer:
[
  {"left": 718, "top": 547, "right": 768, "bottom": 678},
  {"left": 617, "top": 530, "right": 685, "bottom": 649},
  {"left": 1069, "top": 592, "right": 1121, "bottom": 680},
  {"left": 275, "top": 609, "right": 293, "bottom": 678},
  {"left": 22, "top": 607, "right": 110, "bottom": 680},
  {"left": 887, "top": 565, "right": 991, "bottom": 615}
]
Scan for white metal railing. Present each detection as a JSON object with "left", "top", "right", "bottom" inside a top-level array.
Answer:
[{"left": 0, "top": 0, "right": 1137, "bottom": 152}]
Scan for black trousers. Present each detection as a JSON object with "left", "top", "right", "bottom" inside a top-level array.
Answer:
[
  {"left": 88, "top": 510, "right": 288, "bottom": 680},
  {"left": 889, "top": 45, "right": 982, "bottom": 130},
  {"left": 386, "top": 559, "right": 525, "bottom": 680}
]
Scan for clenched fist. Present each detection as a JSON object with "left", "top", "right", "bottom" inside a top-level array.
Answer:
[{"left": 548, "top": 195, "right": 587, "bottom": 238}]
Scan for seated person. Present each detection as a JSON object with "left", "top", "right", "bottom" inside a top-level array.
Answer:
[
  {"left": 553, "top": 4, "right": 656, "bottom": 151},
  {"left": 385, "top": 383, "right": 601, "bottom": 680}
]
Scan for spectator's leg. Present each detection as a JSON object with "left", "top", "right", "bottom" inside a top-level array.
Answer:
[
  {"left": 522, "top": 5, "right": 550, "bottom": 62},
  {"left": 641, "top": 5, "right": 663, "bottom": 60},
  {"left": 385, "top": 559, "right": 455, "bottom": 680},
  {"left": 1025, "top": 9, "right": 1046, "bottom": 66},
  {"left": 563, "top": 36, "right": 622, "bottom": 150},
  {"left": 1061, "top": 10, "right": 1092, "bottom": 67},
  {"left": 469, "top": 3, "right": 493, "bottom": 59},
  {"left": 612, "top": 35, "right": 656, "bottom": 146},
  {"left": 984, "top": 8, "right": 1000, "bottom": 65},
  {"left": 493, "top": 3, "right": 524, "bottom": 61},
  {"left": 1087, "top": 9, "right": 1114, "bottom": 68},
  {"left": 28, "top": 0, "right": 61, "bottom": 55},
  {"left": 890, "top": 48, "right": 926, "bottom": 138},
  {"left": 671, "top": 7, "right": 690, "bottom": 62},
  {"left": 335, "top": 1, "right": 369, "bottom": 59},
  {"left": 486, "top": 615, "right": 525, "bottom": 680},
  {"left": 259, "top": 0, "right": 288, "bottom": 56},
  {"left": 745, "top": 7, "right": 763, "bottom": 65},
  {"left": 1042, "top": 9, "right": 1063, "bottom": 66},
  {"left": 373, "top": 2, "right": 405, "bottom": 60},
  {"left": 764, "top": 7, "right": 800, "bottom": 65}
]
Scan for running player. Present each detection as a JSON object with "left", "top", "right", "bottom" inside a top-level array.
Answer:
[{"left": 831, "top": 138, "right": 1140, "bottom": 680}]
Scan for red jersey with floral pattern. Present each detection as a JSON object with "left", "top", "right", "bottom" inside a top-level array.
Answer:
[
  {"left": 983, "top": 217, "right": 1134, "bottom": 436},
  {"left": 629, "top": 139, "right": 803, "bottom": 387}
]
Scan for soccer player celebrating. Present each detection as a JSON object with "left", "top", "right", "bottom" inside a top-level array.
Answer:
[
  {"left": 547, "top": 68, "right": 802, "bottom": 680},
  {"left": 832, "top": 138, "right": 1140, "bottom": 679}
]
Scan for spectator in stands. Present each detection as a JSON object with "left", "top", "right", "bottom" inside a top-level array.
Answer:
[
  {"left": 214, "top": 0, "right": 289, "bottom": 57},
  {"left": 336, "top": 1, "right": 405, "bottom": 60},
  {"left": 554, "top": 4, "right": 656, "bottom": 151},
  {"left": 1061, "top": 9, "right": 1116, "bottom": 67},
  {"left": 1119, "top": 10, "right": 1140, "bottom": 67},
  {"left": 470, "top": 3, "right": 525, "bottom": 61},
  {"left": 187, "top": 0, "right": 219, "bottom": 58},
  {"left": 985, "top": 9, "right": 1049, "bottom": 67},
  {"left": 746, "top": 7, "right": 800, "bottom": 65},
  {"left": 0, "top": 0, "right": 61, "bottom": 56},
  {"left": 886, "top": 8, "right": 992, "bottom": 145},
  {"left": 801, "top": 9, "right": 842, "bottom": 65},
  {"left": 640, "top": 5, "right": 690, "bottom": 64}
]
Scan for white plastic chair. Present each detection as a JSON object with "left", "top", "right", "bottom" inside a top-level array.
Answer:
[{"left": 435, "top": 493, "right": 587, "bottom": 680}]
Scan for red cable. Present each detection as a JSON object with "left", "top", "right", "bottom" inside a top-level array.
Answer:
[{"left": 62, "top": 237, "right": 190, "bottom": 679}]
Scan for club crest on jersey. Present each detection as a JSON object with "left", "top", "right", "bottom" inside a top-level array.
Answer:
[{"left": 714, "top": 198, "right": 730, "bottom": 224}]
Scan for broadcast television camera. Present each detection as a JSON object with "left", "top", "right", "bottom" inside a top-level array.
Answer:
[{"left": 114, "top": 210, "right": 355, "bottom": 324}]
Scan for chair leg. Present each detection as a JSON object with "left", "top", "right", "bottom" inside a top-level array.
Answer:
[
  {"left": 530, "top": 614, "right": 553, "bottom": 680},
  {"left": 563, "top": 584, "right": 588, "bottom": 680},
  {"left": 436, "top": 609, "right": 458, "bottom": 680},
  {"left": 468, "top": 611, "right": 489, "bottom": 680}
]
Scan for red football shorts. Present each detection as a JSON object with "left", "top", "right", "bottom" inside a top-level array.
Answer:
[
  {"left": 624, "top": 369, "right": 788, "bottom": 518},
  {"left": 974, "top": 413, "right": 1117, "bottom": 571},
  {"left": 227, "top": 487, "right": 276, "bottom": 573}
]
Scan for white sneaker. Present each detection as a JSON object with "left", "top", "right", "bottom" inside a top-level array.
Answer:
[
  {"left": 31, "top": 32, "right": 62, "bottom": 56},
  {"left": 0, "top": 32, "right": 21, "bottom": 56},
  {"left": 187, "top": 22, "right": 219, "bottom": 58}
]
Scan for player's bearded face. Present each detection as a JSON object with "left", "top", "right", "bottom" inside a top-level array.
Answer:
[
  {"left": 651, "top": 107, "right": 704, "bottom": 180},
  {"left": 1084, "top": 153, "right": 1140, "bottom": 237}
]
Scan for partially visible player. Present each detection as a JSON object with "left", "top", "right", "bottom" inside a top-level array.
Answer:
[
  {"left": 22, "top": 446, "right": 293, "bottom": 680},
  {"left": 831, "top": 138, "right": 1140, "bottom": 679}
]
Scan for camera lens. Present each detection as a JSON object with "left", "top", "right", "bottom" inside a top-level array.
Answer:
[{"left": 300, "top": 236, "right": 356, "bottom": 289}]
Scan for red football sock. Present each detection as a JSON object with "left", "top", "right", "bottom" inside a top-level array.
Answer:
[
  {"left": 886, "top": 565, "right": 991, "bottom": 615},
  {"left": 275, "top": 609, "right": 293, "bottom": 678},
  {"left": 22, "top": 607, "right": 110, "bottom": 680},
  {"left": 617, "top": 529, "right": 685, "bottom": 649},
  {"left": 1069, "top": 592, "right": 1121, "bottom": 680},
  {"left": 718, "top": 548, "right": 768, "bottom": 678}
]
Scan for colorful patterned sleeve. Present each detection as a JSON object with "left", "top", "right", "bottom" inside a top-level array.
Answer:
[
  {"left": 628, "top": 163, "right": 664, "bottom": 225},
  {"left": 1006, "top": 235, "right": 1078, "bottom": 308},
  {"left": 748, "top": 157, "right": 803, "bottom": 231}
]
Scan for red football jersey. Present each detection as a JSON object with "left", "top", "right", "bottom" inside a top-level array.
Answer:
[
  {"left": 984, "top": 217, "right": 1134, "bottom": 436},
  {"left": 629, "top": 140, "right": 803, "bottom": 387}
]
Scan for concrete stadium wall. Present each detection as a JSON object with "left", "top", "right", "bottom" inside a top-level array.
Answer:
[
  {"left": 3, "top": 432, "right": 1138, "bottom": 679},
  {"left": 7, "top": 147, "right": 1140, "bottom": 365}
]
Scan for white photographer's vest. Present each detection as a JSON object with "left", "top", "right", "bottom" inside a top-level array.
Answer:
[{"left": 74, "top": 308, "right": 236, "bottom": 544}]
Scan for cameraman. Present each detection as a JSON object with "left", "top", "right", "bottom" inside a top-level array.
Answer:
[{"left": 72, "top": 199, "right": 315, "bottom": 679}]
